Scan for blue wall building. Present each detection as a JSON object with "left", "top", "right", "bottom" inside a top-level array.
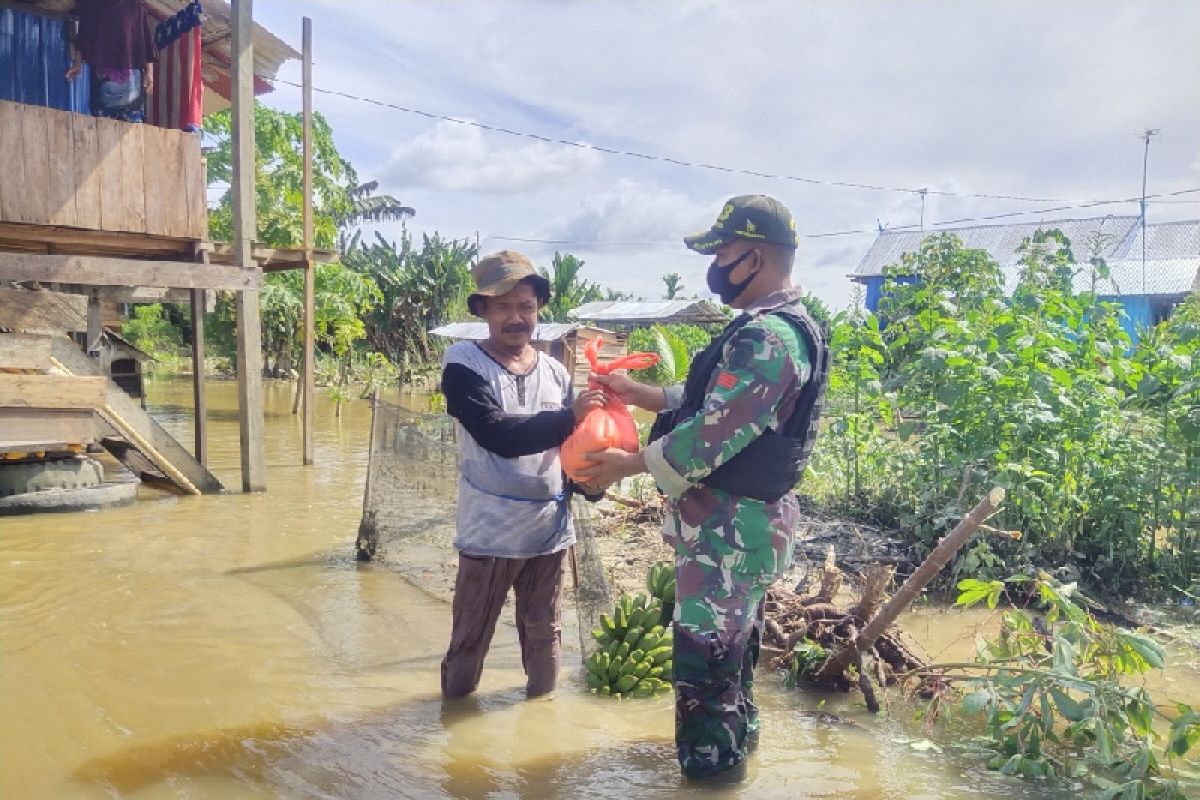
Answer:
[{"left": 851, "top": 217, "right": 1199, "bottom": 342}]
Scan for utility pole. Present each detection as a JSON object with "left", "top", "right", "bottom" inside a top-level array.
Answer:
[
  {"left": 918, "top": 188, "right": 929, "bottom": 235},
  {"left": 1139, "top": 129, "right": 1160, "bottom": 295}
]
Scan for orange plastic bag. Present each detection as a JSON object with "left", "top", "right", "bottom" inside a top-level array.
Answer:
[{"left": 560, "top": 338, "right": 659, "bottom": 482}]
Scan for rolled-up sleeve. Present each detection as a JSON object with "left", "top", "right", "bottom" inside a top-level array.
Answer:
[{"left": 662, "top": 384, "right": 685, "bottom": 411}]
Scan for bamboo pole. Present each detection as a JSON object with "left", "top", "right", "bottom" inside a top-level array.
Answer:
[
  {"left": 814, "top": 487, "right": 1005, "bottom": 682},
  {"left": 301, "top": 16, "right": 315, "bottom": 467},
  {"left": 190, "top": 244, "right": 208, "bottom": 466}
]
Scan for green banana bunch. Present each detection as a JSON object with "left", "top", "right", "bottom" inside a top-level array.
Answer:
[
  {"left": 645, "top": 562, "right": 676, "bottom": 609},
  {"left": 584, "top": 591, "right": 674, "bottom": 699}
]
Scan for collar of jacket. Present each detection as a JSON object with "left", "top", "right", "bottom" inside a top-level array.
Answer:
[{"left": 741, "top": 287, "right": 804, "bottom": 316}]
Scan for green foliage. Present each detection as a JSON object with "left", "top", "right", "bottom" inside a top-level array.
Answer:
[
  {"left": 798, "top": 292, "right": 833, "bottom": 330},
  {"left": 199, "top": 106, "right": 412, "bottom": 376},
  {"left": 203, "top": 104, "right": 412, "bottom": 250},
  {"left": 121, "top": 304, "right": 183, "bottom": 357},
  {"left": 947, "top": 576, "right": 1198, "bottom": 798},
  {"left": 803, "top": 232, "right": 1199, "bottom": 597},
  {"left": 341, "top": 229, "right": 476, "bottom": 375},
  {"left": 803, "top": 291, "right": 897, "bottom": 507},
  {"left": 627, "top": 324, "right": 712, "bottom": 385},
  {"left": 207, "top": 262, "right": 380, "bottom": 377},
  {"left": 784, "top": 638, "right": 828, "bottom": 687},
  {"left": 662, "top": 272, "right": 685, "bottom": 300}
]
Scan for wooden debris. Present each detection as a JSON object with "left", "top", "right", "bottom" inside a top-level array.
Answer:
[{"left": 766, "top": 488, "right": 1007, "bottom": 705}]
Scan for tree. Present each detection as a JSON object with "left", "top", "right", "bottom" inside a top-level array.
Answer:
[
  {"left": 201, "top": 104, "right": 411, "bottom": 373},
  {"left": 338, "top": 181, "right": 414, "bottom": 233},
  {"left": 538, "top": 252, "right": 605, "bottom": 322},
  {"left": 341, "top": 230, "right": 476, "bottom": 374},
  {"left": 203, "top": 103, "right": 413, "bottom": 250},
  {"left": 798, "top": 292, "right": 832, "bottom": 330},
  {"left": 662, "top": 272, "right": 684, "bottom": 300}
]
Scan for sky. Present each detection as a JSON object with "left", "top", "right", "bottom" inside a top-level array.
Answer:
[{"left": 250, "top": 1, "right": 1200, "bottom": 310}]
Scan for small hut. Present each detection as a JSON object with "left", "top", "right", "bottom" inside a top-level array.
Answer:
[
  {"left": 98, "top": 329, "right": 153, "bottom": 407},
  {"left": 429, "top": 322, "right": 627, "bottom": 388}
]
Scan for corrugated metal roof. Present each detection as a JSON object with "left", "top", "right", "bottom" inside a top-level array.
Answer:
[
  {"left": 0, "top": 8, "right": 91, "bottom": 112},
  {"left": 853, "top": 216, "right": 1141, "bottom": 277},
  {"left": 992, "top": 260, "right": 1199, "bottom": 298},
  {"left": 854, "top": 217, "right": 1200, "bottom": 298},
  {"left": 1085, "top": 259, "right": 1198, "bottom": 297},
  {"left": 18, "top": 0, "right": 297, "bottom": 103},
  {"left": 1112, "top": 219, "right": 1200, "bottom": 261},
  {"left": 430, "top": 322, "right": 581, "bottom": 341},
  {"left": 569, "top": 300, "right": 728, "bottom": 325}
]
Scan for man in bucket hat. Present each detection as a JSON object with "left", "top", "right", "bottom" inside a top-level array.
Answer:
[
  {"left": 578, "top": 196, "right": 830, "bottom": 780},
  {"left": 440, "top": 250, "right": 605, "bottom": 700}
]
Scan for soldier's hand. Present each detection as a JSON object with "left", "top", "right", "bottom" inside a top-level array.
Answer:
[
  {"left": 576, "top": 447, "right": 646, "bottom": 491},
  {"left": 591, "top": 373, "right": 667, "bottom": 412}
]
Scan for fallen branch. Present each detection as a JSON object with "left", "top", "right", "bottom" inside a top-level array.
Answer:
[
  {"left": 603, "top": 492, "right": 643, "bottom": 509},
  {"left": 813, "top": 488, "right": 1005, "bottom": 683}
]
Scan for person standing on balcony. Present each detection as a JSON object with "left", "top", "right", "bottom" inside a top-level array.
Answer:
[{"left": 66, "top": 0, "right": 158, "bottom": 123}]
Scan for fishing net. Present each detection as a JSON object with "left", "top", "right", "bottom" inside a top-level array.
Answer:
[
  {"left": 356, "top": 396, "right": 458, "bottom": 563},
  {"left": 357, "top": 395, "right": 612, "bottom": 658}
]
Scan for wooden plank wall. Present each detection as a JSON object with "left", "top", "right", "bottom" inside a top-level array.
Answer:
[
  {"left": 0, "top": 101, "right": 206, "bottom": 239},
  {"left": 570, "top": 328, "right": 629, "bottom": 388}
]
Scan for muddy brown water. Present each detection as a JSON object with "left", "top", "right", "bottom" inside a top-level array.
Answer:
[{"left": 1, "top": 378, "right": 1196, "bottom": 799}]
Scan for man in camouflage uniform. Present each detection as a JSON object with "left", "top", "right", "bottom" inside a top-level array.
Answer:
[{"left": 579, "top": 195, "right": 828, "bottom": 781}]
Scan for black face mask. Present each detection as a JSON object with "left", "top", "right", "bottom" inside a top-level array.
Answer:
[{"left": 706, "top": 249, "right": 757, "bottom": 305}]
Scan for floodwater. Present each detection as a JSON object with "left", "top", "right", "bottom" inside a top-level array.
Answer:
[{"left": 1, "top": 378, "right": 1195, "bottom": 799}]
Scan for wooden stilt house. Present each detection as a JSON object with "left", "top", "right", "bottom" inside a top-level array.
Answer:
[{"left": 0, "top": 0, "right": 326, "bottom": 495}]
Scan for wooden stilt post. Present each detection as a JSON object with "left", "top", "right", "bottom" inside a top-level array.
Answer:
[
  {"left": 301, "top": 16, "right": 315, "bottom": 467},
  {"left": 85, "top": 289, "right": 102, "bottom": 356},
  {"left": 190, "top": 248, "right": 208, "bottom": 466},
  {"left": 232, "top": 0, "right": 266, "bottom": 492}
]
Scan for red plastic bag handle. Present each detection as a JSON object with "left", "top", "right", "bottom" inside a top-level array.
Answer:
[
  {"left": 603, "top": 353, "right": 659, "bottom": 373},
  {"left": 584, "top": 336, "right": 659, "bottom": 375}
]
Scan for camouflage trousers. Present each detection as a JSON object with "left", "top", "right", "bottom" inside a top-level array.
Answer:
[{"left": 672, "top": 553, "right": 773, "bottom": 779}]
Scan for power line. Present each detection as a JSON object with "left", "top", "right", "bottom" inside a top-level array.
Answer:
[
  {"left": 267, "top": 76, "right": 1126, "bottom": 205},
  {"left": 252, "top": 77, "right": 1199, "bottom": 246},
  {"left": 471, "top": 187, "right": 1199, "bottom": 248}
]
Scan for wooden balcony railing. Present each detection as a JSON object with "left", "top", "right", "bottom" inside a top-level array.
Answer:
[{"left": 0, "top": 100, "right": 207, "bottom": 241}]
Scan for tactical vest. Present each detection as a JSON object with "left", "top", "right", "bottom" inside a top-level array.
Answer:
[{"left": 647, "top": 299, "right": 830, "bottom": 503}]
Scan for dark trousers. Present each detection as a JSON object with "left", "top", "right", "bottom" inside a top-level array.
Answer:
[
  {"left": 441, "top": 549, "right": 566, "bottom": 699},
  {"left": 673, "top": 601, "right": 764, "bottom": 779}
]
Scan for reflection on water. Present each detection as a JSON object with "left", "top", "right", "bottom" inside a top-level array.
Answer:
[{"left": 0, "top": 377, "right": 1190, "bottom": 798}]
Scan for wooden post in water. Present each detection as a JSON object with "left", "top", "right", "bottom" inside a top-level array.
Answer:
[
  {"left": 232, "top": 0, "right": 266, "bottom": 492},
  {"left": 301, "top": 16, "right": 315, "bottom": 466},
  {"left": 190, "top": 245, "right": 208, "bottom": 466}
]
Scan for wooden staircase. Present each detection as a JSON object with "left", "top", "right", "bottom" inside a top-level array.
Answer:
[{"left": 44, "top": 334, "right": 224, "bottom": 494}]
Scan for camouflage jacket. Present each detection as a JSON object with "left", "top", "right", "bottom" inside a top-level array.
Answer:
[{"left": 644, "top": 289, "right": 812, "bottom": 577}]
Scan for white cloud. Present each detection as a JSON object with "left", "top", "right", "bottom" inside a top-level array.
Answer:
[
  {"left": 542, "top": 180, "right": 712, "bottom": 244},
  {"left": 254, "top": 0, "right": 1200, "bottom": 311},
  {"left": 377, "top": 121, "right": 603, "bottom": 194}
]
